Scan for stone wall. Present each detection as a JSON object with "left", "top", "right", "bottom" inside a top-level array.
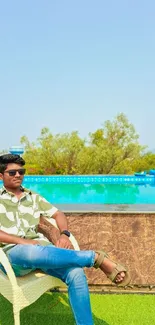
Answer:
[{"left": 39, "top": 212, "right": 155, "bottom": 285}]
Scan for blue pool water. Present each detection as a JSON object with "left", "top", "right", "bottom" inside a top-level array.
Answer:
[{"left": 23, "top": 183, "right": 155, "bottom": 204}]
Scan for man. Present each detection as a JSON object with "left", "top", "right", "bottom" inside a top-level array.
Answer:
[{"left": 0, "top": 154, "right": 130, "bottom": 325}]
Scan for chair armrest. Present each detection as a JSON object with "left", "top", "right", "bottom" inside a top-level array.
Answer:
[
  {"left": 0, "top": 248, "right": 17, "bottom": 286},
  {"left": 43, "top": 217, "right": 80, "bottom": 251}
]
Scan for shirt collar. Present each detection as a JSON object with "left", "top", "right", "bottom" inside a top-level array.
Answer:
[{"left": 0, "top": 186, "right": 32, "bottom": 196}]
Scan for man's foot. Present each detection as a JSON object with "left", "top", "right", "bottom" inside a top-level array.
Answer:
[{"left": 94, "top": 251, "right": 131, "bottom": 286}]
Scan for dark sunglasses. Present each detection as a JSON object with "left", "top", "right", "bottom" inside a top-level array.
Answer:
[{"left": 4, "top": 168, "right": 26, "bottom": 176}]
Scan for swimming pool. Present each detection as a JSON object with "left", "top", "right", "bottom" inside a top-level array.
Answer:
[
  {"left": 23, "top": 183, "right": 155, "bottom": 204},
  {"left": 1, "top": 175, "right": 155, "bottom": 210}
]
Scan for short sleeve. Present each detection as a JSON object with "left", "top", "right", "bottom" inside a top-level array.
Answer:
[{"left": 37, "top": 195, "right": 58, "bottom": 218}]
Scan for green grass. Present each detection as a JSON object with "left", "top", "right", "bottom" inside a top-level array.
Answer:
[{"left": 0, "top": 292, "right": 155, "bottom": 325}]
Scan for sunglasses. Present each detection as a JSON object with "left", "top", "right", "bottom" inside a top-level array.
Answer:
[{"left": 4, "top": 168, "right": 26, "bottom": 176}]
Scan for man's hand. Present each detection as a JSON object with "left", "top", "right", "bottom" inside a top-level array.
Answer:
[{"left": 55, "top": 234, "right": 72, "bottom": 249}]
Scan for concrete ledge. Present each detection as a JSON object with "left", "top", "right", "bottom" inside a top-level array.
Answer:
[{"left": 56, "top": 204, "right": 155, "bottom": 213}]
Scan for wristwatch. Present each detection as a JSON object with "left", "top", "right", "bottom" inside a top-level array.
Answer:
[{"left": 61, "top": 230, "right": 71, "bottom": 237}]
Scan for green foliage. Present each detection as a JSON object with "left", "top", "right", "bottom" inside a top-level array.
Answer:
[
  {"left": 19, "top": 114, "right": 154, "bottom": 175},
  {"left": 88, "top": 113, "right": 145, "bottom": 174},
  {"left": 131, "top": 152, "right": 155, "bottom": 173}
]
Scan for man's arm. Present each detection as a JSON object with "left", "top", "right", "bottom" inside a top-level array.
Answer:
[
  {"left": 52, "top": 210, "right": 68, "bottom": 232},
  {"left": 0, "top": 230, "right": 39, "bottom": 246},
  {"left": 52, "top": 210, "right": 72, "bottom": 249}
]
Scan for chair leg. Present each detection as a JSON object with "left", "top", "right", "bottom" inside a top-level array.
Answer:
[{"left": 13, "top": 310, "right": 20, "bottom": 325}]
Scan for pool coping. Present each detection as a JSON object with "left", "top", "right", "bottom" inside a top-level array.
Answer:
[{"left": 55, "top": 204, "right": 155, "bottom": 213}]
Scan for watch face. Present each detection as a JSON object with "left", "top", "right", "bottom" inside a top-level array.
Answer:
[{"left": 61, "top": 230, "right": 70, "bottom": 237}]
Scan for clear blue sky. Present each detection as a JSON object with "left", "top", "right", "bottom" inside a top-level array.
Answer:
[{"left": 0, "top": 0, "right": 155, "bottom": 151}]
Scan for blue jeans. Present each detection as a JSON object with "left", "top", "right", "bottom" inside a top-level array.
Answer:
[{"left": 6, "top": 244, "right": 96, "bottom": 325}]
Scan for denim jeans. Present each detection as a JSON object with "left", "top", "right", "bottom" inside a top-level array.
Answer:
[{"left": 6, "top": 244, "right": 96, "bottom": 325}]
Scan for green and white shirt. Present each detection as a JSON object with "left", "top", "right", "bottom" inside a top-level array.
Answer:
[{"left": 0, "top": 186, "right": 58, "bottom": 251}]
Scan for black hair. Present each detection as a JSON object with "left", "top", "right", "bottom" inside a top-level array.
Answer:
[{"left": 0, "top": 154, "right": 25, "bottom": 173}]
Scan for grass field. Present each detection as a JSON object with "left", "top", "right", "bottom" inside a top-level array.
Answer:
[{"left": 0, "top": 292, "right": 155, "bottom": 325}]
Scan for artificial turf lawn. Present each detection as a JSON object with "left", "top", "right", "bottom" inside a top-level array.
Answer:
[{"left": 0, "top": 292, "right": 155, "bottom": 325}]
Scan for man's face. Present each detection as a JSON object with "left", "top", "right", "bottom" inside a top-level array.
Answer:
[{"left": 0, "top": 163, "right": 26, "bottom": 189}]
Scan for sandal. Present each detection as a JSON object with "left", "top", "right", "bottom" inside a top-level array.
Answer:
[{"left": 94, "top": 250, "right": 131, "bottom": 287}]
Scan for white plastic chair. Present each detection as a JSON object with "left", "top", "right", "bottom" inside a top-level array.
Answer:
[{"left": 0, "top": 218, "right": 80, "bottom": 325}]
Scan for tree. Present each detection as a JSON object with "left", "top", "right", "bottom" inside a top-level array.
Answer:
[
  {"left": 21, "top": 129, "right": 85, "bottom": 175},
  {"left": 20, "top": 136, "right": 41, "bottom": 174},
  {"left": 132, "top": 152, "right": 155, "bottom": 173},
  {"left": 20, "top": 113, "right": 148, "bottom": 175},
  {"left": 88, "top": 113, "right": 146, "bottom": 174}
]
